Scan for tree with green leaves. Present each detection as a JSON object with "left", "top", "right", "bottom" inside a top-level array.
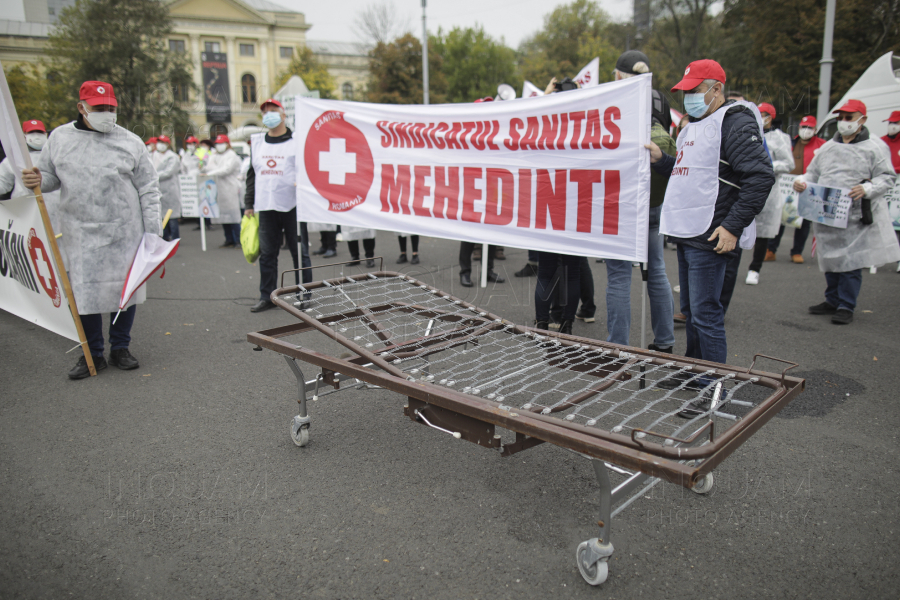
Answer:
[
  {"left": 45, "top": 0, "right": 194, "bottom": 140},
  {"left": 5, "top": 64, "right": 73, "bottom": 130},
  {"left": 365, "top": 33, "right": 447, "bottom": 104},
  {"left": 430, "top": 26, "right": 520, "bottom": 102},
  {"left": 275, "top": 45, "right": 337, "bottom": 99}
]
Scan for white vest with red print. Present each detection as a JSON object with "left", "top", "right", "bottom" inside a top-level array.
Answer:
[{"left": 250, "top": 131, "right": 297, "bottom": 212}]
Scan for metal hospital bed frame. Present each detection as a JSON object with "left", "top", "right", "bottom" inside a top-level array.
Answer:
[{"left": 247, "top": 261, "right": 805, "bottom": 586}]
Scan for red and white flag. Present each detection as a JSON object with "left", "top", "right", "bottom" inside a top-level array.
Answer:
[
  {"left": 522, "top": 81, "right": 544, "bottom": 98},
  {"left": 574, "top": 57, "right": 600, "bottom": 88}
]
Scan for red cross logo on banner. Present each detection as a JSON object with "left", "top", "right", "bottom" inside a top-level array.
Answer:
[
  {"left": 27, "top": 228, "right": 61, "bottom": 307},
  {"left": 304, "top": 111, "right": 374, "bottom": 212}
]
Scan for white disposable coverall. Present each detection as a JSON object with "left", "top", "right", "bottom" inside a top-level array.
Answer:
[
  {"left": 802, "top": 130, "right": 900, "bottom": 272},
  {"left": 756, "top": 128, "right": 795, "bottom": 238},
  {"left": 152, "top": 149, "right": 182, "bottom": 219},
  {"left": 38, "top": 122, "right": 161, "bottom": 314},
  {"left": 203, "top": 148, "right": 242, "bottom": 224}
]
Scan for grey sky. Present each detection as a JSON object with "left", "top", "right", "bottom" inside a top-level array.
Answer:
[{"left": 280, "top": 0, "right": 634, "bottom": 48}]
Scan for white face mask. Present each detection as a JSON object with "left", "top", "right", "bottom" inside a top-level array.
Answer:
[
  {"left": 798, "top": 127, "right": 815, "bottom": 140},
  {"left": 156, "top": 142, "right": 168, "bottom": 153},
  {"left": 25, "top": 132, "right": 47, "bottom": 150},
  {"left": 186, "top": 144, "right": 196, "bottom": 152},
  {"left": 887, "top": 123, "right": 900, "bottom": 136},
  {"left": 84, "top": 108, "right": 117, "bottom": 133},
  {"left": 836, "top": 117, "right": 862, "bottom": 137},
  {"left": 762, "top": 116, "right": 772, "bottom": 129},
  {"left": 215, "top": 143, "right": 228, "bottom": 153}
]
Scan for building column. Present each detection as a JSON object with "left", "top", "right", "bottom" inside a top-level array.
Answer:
[
  {"left": 259, "top": 39, "right": 269, "bottom": 100},
  {"left": 225, "top": 35, "right": 237, "bottom": 120}
]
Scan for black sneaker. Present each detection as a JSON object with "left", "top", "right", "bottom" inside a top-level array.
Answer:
[
  {"left": 487, "top": 271, "right": 505, "bottom": 283},
  {"left": 559, "top": 320, "right": 573, "bottom": 335},
  {"left": 514, "top": 263, "right": 538, "bottom": 277},
  {"left": 648, "top": 343, "right": 673, "bottom": 354},
  {"left": 109, "top": 348, "right": 140, "bottom": 370},
  {"left": 410, "top": 255, "right": 420, "bottom": 265},
  {"left": 68, "top": 354, "right": 107, "bottom": 380},
  {"left": 365, "top": 258, "right": 376, "bottom": 268},
  {"left": 250, "top": 299, "right": 276, "bottom": 313},
  {"left": 396, "top": 253, "right": 408, "bottom": 264},
  {"left": 831, "top": 309, "right": 853, "bottom": 324},
  {"left": 575, "top": 310, "right": 595, "bottom": 323},
  {"left": 808, "top": 301, "right": 837, "bottom": 315},
  {"left": 312, "top": 246, "right": 326, "bottom": 255}
]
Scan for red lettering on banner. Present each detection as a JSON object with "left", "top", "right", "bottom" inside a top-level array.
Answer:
[
  {"left": 568, "top": 111, "right": 586, "bottom": 149},
  {"left": 487, "top": 121, "right": 501, "bottom": 150},
  {"left": 380, "top": 164, "right": 411, "bottom": 213},
  {"left": 432, "top": 122, "right": 448, "bottom": 149},
  {"left": 539, "top": 114, "right": 560, "bottom": 150},
  {"left": 485, "top": 168, "right": 514, "bottom": 226},
  {"left": 603, "top": 170, "right": 620, "bottom": 235},
  {"left": 421, "top": 123, "right": 436, "bottom": 148},
  {"left": 520, "top": 117, "right": 540, "bottom": 150},
  {"left": 517, "top": 169, "right": 532, "bottom": 227},
  {"left": 602, "top": 107, "right": 621, "bottom": 149},
  {"left": 570, "top": 170, "right": 603, "bottom": 233},
  {"left": 582, "top": 109, "right": 602, "bottom": 149},
  {"left": 471, "top": 122, "right": 488, "bottom": 151},
  {"left": 412, "top": 166, "right": 432, "bottom": 217},
  {"left": 535, "top": 170, "right": 566, "bottom": 230},
  {"left": 671, "top": 167, "right": 690, "bottom": 176},
  {"left": 556, "top": 113, "right": 569, "bottom": 150},
  {"left": 446, "top": 122, "right": 464, "bottom": 150},
  {"left": 410, "top": 123, "right": 427, "bottom": 149},
  {"left": 461, "top": 167, "right": 483, "bottom": 223},
  {"left": 377, "top": 121, "right": 391, "bottom": 148},
  {"left": 433, "top": 166, "right": 459, "bottom": 219},
  {"left": 398, "top": 123, "right": 414, "bottom": 148},
  {"left": 505, "top": 118, "right": 523, "bottom": 150},
  {"left": 460, "top": 122, "right": 476, "bottom": 149}
]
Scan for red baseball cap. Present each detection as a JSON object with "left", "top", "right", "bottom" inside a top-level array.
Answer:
[
  {"left": 260, "top": 98, "right": 283, "bottom": 111},
  {"left": 758, "top": 103, "right": 776, "bottom": 118},
  {"left": 800, "top": 115, "right": 817, "bottom": 127},
  {"left": 157, "top": 135, "right": 171, "bottom": 144},
  {"left": 79, "top": 80, "right": 117, "bottom": 107},
  {"left": 214, "top": 134, "right": 230, "bottom": 144},
  {"left": 833, "top": 99, "right": 866, "bottom": 116},
  {"left": 883, "top": 110, "right": 900, "bottom": 122},
  {"left": 185, "top": 135, "right": 199, "bottom": 143},
  {"left": 146, "top": 137, "right": 157, "bottom": 145},
  {"left": 22, "top": 119, "right": 46, "bottom": 133},
  {"left": 671, "top": 59, "right": 726, "bottom": 92}
]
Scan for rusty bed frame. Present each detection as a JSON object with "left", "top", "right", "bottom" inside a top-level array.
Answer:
[{"left": 247, "top": 263, "right": 805, "bottom": 586}]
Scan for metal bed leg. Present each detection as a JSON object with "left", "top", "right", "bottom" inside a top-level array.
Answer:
[
  {"left": 284, "top": 356, "right": 312, "bottom": 447},
  {"left": 576, "top": 460, "right": 615, "bottom": 586}
]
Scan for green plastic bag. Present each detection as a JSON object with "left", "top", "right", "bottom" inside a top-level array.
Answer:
[{"left": 240, "top": 213, "right": 260, "bottom": 264}]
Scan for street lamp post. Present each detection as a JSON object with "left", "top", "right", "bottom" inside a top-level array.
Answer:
[
  {"left": 816, "top": 0, "right": 836, "bottom": 124},
  {"left": 422, "top": 0, "right": 429, "bottom": 105}
]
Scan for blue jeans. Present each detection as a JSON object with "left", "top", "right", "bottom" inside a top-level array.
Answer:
[
  {"left": 824, "top": 270, "right": 862, "bottom": 312},
  {"left": 223, "top": 223, "right": 241, "bottom": 245},
  {"left": 163, "top": 218, "right": 180, "bottom": 241},
  {"left": 82, "top": 304, "right": 136, "bottom": 356},
  {"left": 720, "top": 247, "right": 742, "bottom": 315},
  {"left": 677, "top": 244, "right": 728, "bottom": 364},
  {"left": 535, "top": 252, "right": 581, "bottom": 322},
  {"left": 605, "top": 205, "right": 675, "bottom": 347}
]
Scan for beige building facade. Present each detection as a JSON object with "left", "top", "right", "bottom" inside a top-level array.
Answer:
[{"left": 0, "top": 0, "right": 370, "bottom": 138}]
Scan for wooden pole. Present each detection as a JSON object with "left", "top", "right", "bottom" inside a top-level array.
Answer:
[
  {"left": 161, "top": 208, "right": 173, "bottom": 229},
  {"left": 31, "top": 185, "right": 97, "bottom": 376}
]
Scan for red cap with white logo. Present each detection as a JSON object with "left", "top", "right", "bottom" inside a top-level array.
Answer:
[
  {"left": 833, "top": 99, "right": 866, "bottom": 116},
  {"left": 800, "top": 115, "right": 816, "bottom": 127},
  {"left": 185, "top": 135, "right": 199, "bottom": 143},
  {"left": 79, "top": 80, "right": 117, "bottom": 107},
  {"left": 146, "top": 137, "right": 157, "bottom": 145},
  {"left": 671, "top": 60, "right": 726, "bottom": 92},
  {"left": 757, "top": 103, "right": 776, "bottom": 118},
  {"left": 23, "top": 119, "right": 46, "bottom": 133},
  {"left": 215, "top": 134, "right": 230, "bottom": 144},
  {"left": 260, "top": 98, "right": 283, "bottom": 111}
]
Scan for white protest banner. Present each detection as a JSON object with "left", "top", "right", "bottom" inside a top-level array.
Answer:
[
  {"left": 884, "top": 180, "right": 900, "bottom": 231},
  {"left": 295, "top": 74, "right": 652, "bottom": 261},
  {"left": 197, "top": 175, "right": 222, "bottom": 218},
  {"left": 574, "top": 57, "right": 600, "bottom": 88},
  {"left": 522, "top": 81, "right": 544, "bottom": 98},
  {"left": 797, "top": 183, "right": 852, "bottom": 229},
  {"left": 179, "top": 174, "right": 200, "bottom": 218},
  {"left": 777, "top": 174, "right": 802, "bottom": 228}
]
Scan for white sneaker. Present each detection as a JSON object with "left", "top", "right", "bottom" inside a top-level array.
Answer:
[{"left": 745, "top": 270, "right": 760, "bottom": 285}]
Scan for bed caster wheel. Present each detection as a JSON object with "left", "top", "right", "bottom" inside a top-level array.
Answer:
[
  {"left": 692, "top": 472, "right": 714, "bottom": 494},
  {"left": 290, "top": 415, "right": 311, "bottom": 447},
  {"left": 576, "top": 539, "right": 612, "bottom": 586}
]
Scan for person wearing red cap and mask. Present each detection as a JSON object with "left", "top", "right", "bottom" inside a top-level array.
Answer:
[
  {"left": 244, "top": 98, "right": 311, "bottom": 312},
  {"left": 792, "top": 99, "right": 900, "bottom": 324},
  {"left": 202, "top": 134, "right": 243, "bottom": 248},
  {"left": 645, "top": 60, "right": 773, "bottom": 415},
  {"left": 146, "top": 137, "right": 157, "bottom": 154},
  {"left": 744, "top": 103, "right": 795, "bottom": 285},
  {"left": 152, "top": 135, "right": 182, "bottom": 241},
  {"left": 180, "top": 135, "right": 200, "bottom": 175},
  {"left": 767, "top": 115, "right": 826, "bottom": 263},
  {"left": 881, "top": 110, "right": 900, "bottom": 173},
  {"left": 21, "top": 80, "right": 161, "bottom": 379}
]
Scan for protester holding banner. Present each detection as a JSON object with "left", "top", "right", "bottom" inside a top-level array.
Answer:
[
  {"left": 604, "top": 51, "right": 675, "bottom": 352},
  {"left": 792, "top": 100, "right": 900, "bottom": 324},
  {"left": 22, "top": 80, "right": 161, "bottom": 378},
  {"left": 647, "top": 60, "right": 773, "bottom": 413},
  {"left": 745, "top": 103, "right": 795, "bottom": 285},
  {"left": 768, "top": 115, "right": 825, "bottom": 263},
  {"left": 152, "top": 135, "right": 182, "bottom": 241},
  {"left": 880, "top": 111, "right": 900, "bottom": 173},
  {"left": 203, "top": 134, "right": 243, "bottom": 248},
  {"left": 244, "top": 97, "right": 311, "bottom": 312}
]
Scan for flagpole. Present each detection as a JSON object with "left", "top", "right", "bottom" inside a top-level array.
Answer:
[{"left": 422, "top": 0, "right": 429, "bottom": 105}]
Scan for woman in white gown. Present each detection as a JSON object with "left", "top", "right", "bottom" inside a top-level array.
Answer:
[{"left": 202, "top": 134, "right": 243, "bottom": 248}]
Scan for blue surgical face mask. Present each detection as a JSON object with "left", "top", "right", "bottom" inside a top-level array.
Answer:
[
  {"left": 684, "top": 86, "right": 715, "bottom": 119},
  {"left": 262, "top": 111, "right": 282, "bottom": 128}
]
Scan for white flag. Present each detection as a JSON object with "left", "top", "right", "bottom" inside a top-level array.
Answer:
[
  {"left": 522, "top": 81, "right": 544, "bottom": 98},
  {"left": 574, "top": 57, "right": 600, "bottom": 88}
]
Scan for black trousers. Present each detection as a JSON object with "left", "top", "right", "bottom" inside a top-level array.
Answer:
[
  {"left": 459, "top": 242, "right": 496, "bottom": 276},
  {"left": 551, "top": 257, "right": 595, "bottom": 320},
  {"left": 258, "top": 208, "right": 311, "bottom": 301},
  {"left": 348, "top": 238, "right": 375, "bottom": 259},
  {"left": 319, "top": 231, "right": 337, "bottom": 252},
  {"left": 768, "top": 222, "right": 811, "bottom": 256},
  {"left": 398, "top": 235, "right": 419, "bottom": 253},
  {"left": 748, "top": 238, "right": 770, "bottom": 272}
]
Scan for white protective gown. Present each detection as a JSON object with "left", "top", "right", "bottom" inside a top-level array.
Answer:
[
  {"left": 181, "top": 150, "right": 200, "bottom": 175},
  {"left": 802, "top": 130, "right": 900, "bottom": 272},
  {"left": 756, "top": 128, "right": 795, "bottom": 238},
  {"left": 203, "top": 148, "right": 242, "bottom": 224},
  {"left": 38, "top": 121, "right": 161, "bottom": 314},
  {"left": 152, "top": 149, "right": 182, "bottom": 219}
]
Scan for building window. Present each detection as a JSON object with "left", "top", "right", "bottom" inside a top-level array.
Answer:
[
  {"left": 342, "top": 82, "right": 353, "bottom": 100},
  {"left": 211, "top": 124, "right": 229, "bottom": 137},
  {"left": 280, "top": 46, "right": 293, "bottom": 59},
  {"left": 204, "top": 41, "right": 221, "bottom": 53},
  {"left": 172, "top": 82, "right": 190, "bottom": 103},
  {"left": 242, "top": 74, "right": 257, "bottom": 104},
  {"left": 240, "top": 43, "right": 255, "bottom": 57},
  {"left": 169, "top": 39, "right": 186, "bottom": 53}
]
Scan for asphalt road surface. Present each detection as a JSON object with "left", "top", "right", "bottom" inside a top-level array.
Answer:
[{"left": 1, "top": 227, "right": 898, "bottom": 599}]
